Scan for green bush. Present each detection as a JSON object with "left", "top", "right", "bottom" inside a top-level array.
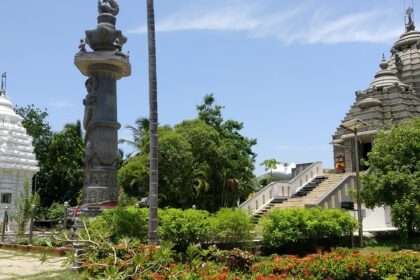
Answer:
[
  {"left": 87, "top": 206, "right": 255, "bottom": 249},
  {"left": 209, "top": 208, "right": 255, "bottom": 244},
  {"left": 260, "top": 207, "right": 357, "bottom": 251},
  {"left": 308, "top": 207, "right": 357, "bottom": 240},
  {"left": 43, "top": 202, "right": 65, "bottom": 220},
  {"left": 158, "top": 208, "right": 211, "bottom": 250},
  {"left": 88, "top": 206, "right": 149, "bottom": 242},
  {"left": 375, "top": 250, "right": 420, "bottom": 279}
]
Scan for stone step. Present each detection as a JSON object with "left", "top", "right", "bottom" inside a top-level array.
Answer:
[{"left": 275, "top": 174, "right": 345, "bottom": 209}]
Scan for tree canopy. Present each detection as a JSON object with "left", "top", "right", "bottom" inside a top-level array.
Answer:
[
  {"left": 15, "top": 105, "right": 84, "bottom": 207},
  {"left": 118, "top": 94, "right": 257, "bottom": 211},
  {"left": 361, "top": 117, "right": 420, "bottom": 236}
]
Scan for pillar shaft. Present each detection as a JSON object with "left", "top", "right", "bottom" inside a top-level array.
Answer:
[{"left": 75, "top": 0, "right": 131, "bottom": 207}]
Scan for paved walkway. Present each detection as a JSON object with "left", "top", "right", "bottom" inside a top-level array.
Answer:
[{"left": 0, "top": 249, "right": 66, "bottom": 279}]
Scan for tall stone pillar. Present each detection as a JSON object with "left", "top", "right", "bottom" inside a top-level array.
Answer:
[{"left": 74, "top": 0, "right": 130, "bottom": 208}]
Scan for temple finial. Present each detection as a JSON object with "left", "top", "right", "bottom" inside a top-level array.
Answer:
[
  {"left": 0, "top": 72, "right": 6, "bottom": 93},
  {"left": 380, "top": 54, "right": 389, "bottom": 70},
  {"left": 406, "top": 6, "right": 416, "bottom": 32}
]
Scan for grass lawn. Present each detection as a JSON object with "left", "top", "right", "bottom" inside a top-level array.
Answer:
[{"left": 360, "top": 234, "right": 420, "bottom": 255}]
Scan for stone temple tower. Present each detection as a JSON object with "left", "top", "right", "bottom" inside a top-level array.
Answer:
[
  {"left": 75, "top": 0, "right": 131, "bottom": 208},
  {"left": 332, "top": 7, "right": 420, "bottom": 173}
]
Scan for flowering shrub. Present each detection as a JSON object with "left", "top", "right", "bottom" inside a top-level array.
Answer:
[
  {"left": 251, "top": 249, "right": 420, "bottom": 280},
  {"left": 221, "top": 248, "right": 256, "bottom": 272},
  {"left": 73, "top": 235, "right": 420, "bottom": 280}
]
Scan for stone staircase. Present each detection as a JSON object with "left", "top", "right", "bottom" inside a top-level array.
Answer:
[
  {"left": 291, "top": 176, "right": 328, "bottom": 198},
  {"left": 275, "top": 173, "right": 345, "bottom": 209},
  {"left": 253, "top": 197, "right": 287, "bottom": 219}
]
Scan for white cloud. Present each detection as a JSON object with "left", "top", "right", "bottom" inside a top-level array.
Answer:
[
  {"left": 128, "top": 3, "right": 403, "bottom": 45},
  {"left": 50, "top": 99, "right": 75, "bottom": 108},
  {"left": 128, "top": 4, "right": 262, "bottom": 33}
]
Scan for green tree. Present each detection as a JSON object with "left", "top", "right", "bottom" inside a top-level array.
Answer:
[
  {"left": 15, "top": 105, "right": 53, "bottom": 191},
  {"left": 13, "top": 180, "right": 40, "bottom": 236},
  {"left": 117, "top": 155, "right": 149, "bottom": 198},
  {"left": 361, "top": 117, "right": 420, "bottom": 238},
  {"left": 196, "top": 94, "right": 257, "bottom": 210},
  {"left": 261, "top": 159, "right": 278, "bottom": 182},
  {"left": 118, "top": 117, "right": 149, "bottom": 157},
  {"left": 64, "top": 120, "right": 83, "bottom": 140},
  {"left": 37, "top": 124, "right": 84, "bottom": 206},
  {"left": 14, "top": 105, "right": 53, "bottom": 161},
  {"left": 16, "top": 105, "right": 84, "bottom": 207},
  {"left": 118, "top": 95, "right": 257, "bottom": 212}
]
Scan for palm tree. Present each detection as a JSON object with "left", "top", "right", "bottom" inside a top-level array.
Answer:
[
  {"left": 118, "top": 117, "right": 149, "bottom": 158},
  {"left": 146, "top": 0, "right": 159, "bottom": 245},
  {"left": 119, "top": 117, "right": 149, "bottom": 149},
  {"left": 261, "top": 159, "right": 278, "bottom": 182}
]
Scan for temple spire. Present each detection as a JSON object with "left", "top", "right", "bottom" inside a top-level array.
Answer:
[
  {"left": 1, "top": 72, "right": 6, "bottom": 92},
  {"left": 0, "top": 72, "right": 6, "bottom": 96},
  {"left": 406, "top": 6, "right": 416, "bottom": 32}
]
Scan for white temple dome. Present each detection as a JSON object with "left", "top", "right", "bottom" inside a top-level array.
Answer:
[
  {"left": 0, "top": 90, "right": 38, "bottom": 172},
  {"left": 272, "top": 162, "right": 296, "bottom": 180}
]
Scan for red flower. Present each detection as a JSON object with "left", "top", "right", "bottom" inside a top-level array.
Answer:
[
  {"left": 273, "top": 256, "right": 282, "bottom": 262},
  {"left": 153, "top": 273, "right": 166, "bottom": 280},
  {"left": 256, "top": 274, "right": 266, "bottom": 280}
]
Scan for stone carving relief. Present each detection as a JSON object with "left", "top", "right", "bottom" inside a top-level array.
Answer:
[{"left": 83, "top": 77, "right": 97, "bottom": 132}]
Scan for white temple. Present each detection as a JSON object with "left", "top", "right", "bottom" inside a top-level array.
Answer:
[{"left": 0, "top": 88, "right": 38, "bottom": 231}]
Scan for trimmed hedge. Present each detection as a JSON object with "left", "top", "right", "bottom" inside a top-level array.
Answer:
[
  {"left": 260, "top": 207, "right": 357, "bottom": 252},
  {"left": 88, "top": 207, "right": 255, "bottom": 249}
]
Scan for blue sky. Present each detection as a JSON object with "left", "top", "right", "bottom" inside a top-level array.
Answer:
[{"left": 0, "top": 0, "right": 412, "bottom": 175}]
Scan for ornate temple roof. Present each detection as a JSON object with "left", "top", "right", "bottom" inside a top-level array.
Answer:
[
  {"left": 0, "top": 90, "right": 38, "bottom": 173},
  {"left": 392, "top": 30, "right": 420, "bottom": 51},
  {"left": 333, "top": 9, "right": 420, "bottom": 142},
  {"left": 368, "top": 56, "right": 408, "bottom": 91}
]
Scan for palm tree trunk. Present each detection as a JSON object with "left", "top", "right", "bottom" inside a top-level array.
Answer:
[{"left": 146, "top": 0, "right": 159, "bottom": 245}]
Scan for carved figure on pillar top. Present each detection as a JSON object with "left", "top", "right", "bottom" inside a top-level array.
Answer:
[{"left": 98, "top": 0, "right": 119, "bottom": 16}]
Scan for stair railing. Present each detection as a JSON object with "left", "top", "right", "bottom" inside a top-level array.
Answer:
[
  {"left": 238, "top": 181, "right": 289, "bottom": 214},
  {"left": 288, "top": 161, "right": 323, "bottom": 195},
  {"left": 306, "top": 173, "right": 355, "bottom": 208},
  {"left": 239, "top": 161, "right": 323, "bottom": 214}
]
